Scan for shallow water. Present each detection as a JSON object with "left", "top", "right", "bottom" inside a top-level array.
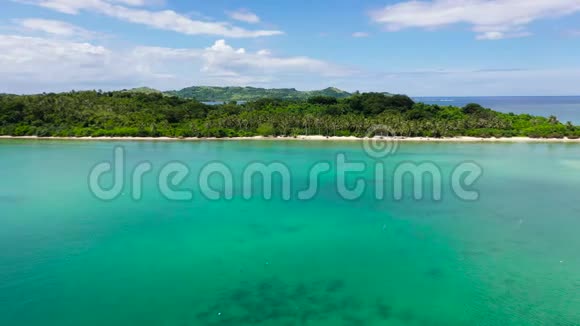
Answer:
[{"left": 0, "top": 140, "right": 579, "bottom": 325}]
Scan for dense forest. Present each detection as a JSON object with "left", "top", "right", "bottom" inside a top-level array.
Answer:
[{"left": 0, "top": 91, "right": 578, "bottom": 138}]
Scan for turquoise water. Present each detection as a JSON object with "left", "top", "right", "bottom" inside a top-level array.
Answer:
[{"left": 1, "top": 140, "right": 579, "bottom": 325}]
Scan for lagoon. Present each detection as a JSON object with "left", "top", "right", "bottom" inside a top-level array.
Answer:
[{"left": 0, "top": 140, "right": 579, "bottom": 325}]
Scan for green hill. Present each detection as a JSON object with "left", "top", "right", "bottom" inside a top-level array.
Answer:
[
  {"left": 123, "top": 87, "right": 164, "bottom": 95},
  {"left": 164, "top": 86, "right": 353, "bottom": 101},
  {"left": 306, "top": 87, "right": 352, "bottom": 99}
]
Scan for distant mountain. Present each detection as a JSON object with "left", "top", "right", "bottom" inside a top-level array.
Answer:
[
  {"left": 307, "top": 87, "right": 353, "bottom": 99},
  {"left": 121, "top": 86, "right": 394, "bottom": 102},
  {"left": 164, "top": 86, "right": 353, "bottom": 102},
  {"left": 123, "top": 87, "right": 164, "bottom": 95}
]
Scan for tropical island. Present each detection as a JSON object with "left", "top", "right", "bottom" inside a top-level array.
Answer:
[{"left": 0, "top": 88, "right": 578, "bottom": 139}]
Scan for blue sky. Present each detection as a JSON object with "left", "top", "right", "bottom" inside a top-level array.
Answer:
[{"left": 1, "top": 0, "right": 580, "bottom": 95}]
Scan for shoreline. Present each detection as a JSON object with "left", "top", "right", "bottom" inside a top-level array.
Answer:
[{"left": 2, "top": 135, "right": 580, "bottom": 143}]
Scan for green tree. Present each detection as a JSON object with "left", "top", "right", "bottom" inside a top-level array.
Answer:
[{"left": 257, "top": 123, "right": 276, "bottom": 136}]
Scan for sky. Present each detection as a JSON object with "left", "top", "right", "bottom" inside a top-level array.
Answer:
[{"left": 1, "top": 0, "right": 580, "bottom": 96}]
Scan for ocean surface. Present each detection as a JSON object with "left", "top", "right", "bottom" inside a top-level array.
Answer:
[
  {"left": 416, "top": 96, "right": 580, "bottom": 124},
  {"left": 1, "top": 140, "right": 580, "bottom": 325}
]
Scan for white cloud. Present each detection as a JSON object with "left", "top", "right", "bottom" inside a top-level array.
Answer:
[
  {"left": 370, "top": 0, "right": 580, "bottom": 40},
  {"left": 202, "top": 40, "right": 349, "bottom": 76},
  {"left": 0, "top": 34, "right": 107, "bottom": 58},
  {"left": 0, "top": 34, "right": 137, "bottom": 92},
  {"left": 3, "top": 26, "right": 578, "bottom": 95},
  {"left": 134, "top": 39, "right": 352, "bottom": 85},
  {"left": 21, "top": 0, "right": 283, "bottom": 38},
  {"left": 0, "top": 35, "right": 351, "bottom": 92},
  {"left": 14, "top": 18, "right": 96, "bottom": 39},
  {"left": 112, "top": 0, "right": 150, "bottom": 6},
  {"left": 344, "top": 67, "right": 580, "bottom": 96},
  {"left": 352, "top": 32, "right": 369, "bottom": 38},
  {"left": 1, "top": 34, "right": 579, "bottom": 95},
  {"left": 227, "top": 9, "right": 260, "bottom": 24},
  {"left": 475, "top": 30, "right": 531, "bottom": 40}
]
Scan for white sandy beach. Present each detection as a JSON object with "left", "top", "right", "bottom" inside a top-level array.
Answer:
[{"left": 2, "top": 135, "right": 580, "bottom": 143}]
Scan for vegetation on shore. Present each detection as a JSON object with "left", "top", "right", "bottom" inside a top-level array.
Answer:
[{"left": 0, "top": 91, "right": 578, "bottom": 139}]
